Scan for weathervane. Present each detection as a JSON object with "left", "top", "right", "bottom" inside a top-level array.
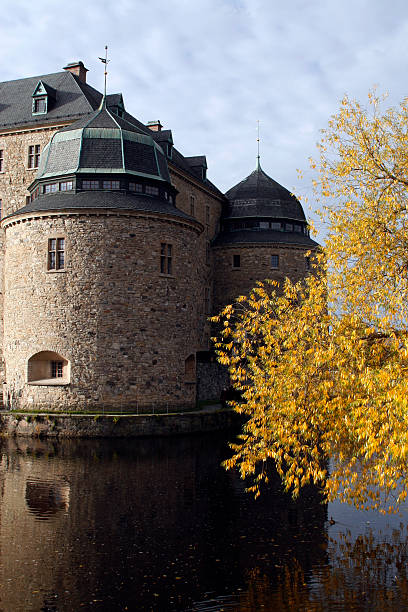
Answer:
[
  {"left": 98, "top": 45, "right": 110, "bottom": 100},
  {"left": 256, "top": 119, "right": 261, "bottom": 169}
]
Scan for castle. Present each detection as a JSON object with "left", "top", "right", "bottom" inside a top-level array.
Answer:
[{"left": 0, "top": 60, "right": 317, "bottom": 412}]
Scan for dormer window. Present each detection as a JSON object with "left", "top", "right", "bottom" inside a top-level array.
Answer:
[
  {"left": 32, "top": 80, "right": 56, "bottom": 116},
  {"left": 33, "top": 97, "right": 47, "bottom": 114}
]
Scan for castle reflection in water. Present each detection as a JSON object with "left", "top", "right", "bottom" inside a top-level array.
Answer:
[{"left": 0, "top": 434, "right": 406, "bottom": 611}]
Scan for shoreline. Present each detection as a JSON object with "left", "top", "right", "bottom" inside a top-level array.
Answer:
[{"left": 0, "top": 406, "right": 239, "bottom": 438}]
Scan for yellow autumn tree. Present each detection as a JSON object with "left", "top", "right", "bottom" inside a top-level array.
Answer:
[{"left": 213, "top": 91, "right": 408, "bottom": 512}]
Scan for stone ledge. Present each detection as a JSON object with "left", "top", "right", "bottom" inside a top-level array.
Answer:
[{"left": 0, "top": 408, "right": 239, "bottom": 438}]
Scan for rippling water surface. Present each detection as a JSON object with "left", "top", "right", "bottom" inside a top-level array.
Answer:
[{"left": 0, "top": 432, "right": 407, "bottom": 611}]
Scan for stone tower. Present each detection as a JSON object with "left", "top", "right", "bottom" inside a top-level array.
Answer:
[
  {"left": 212, "top": 162, "right": 318, "bottom": 312},
  {"left": 2, "top": 102, "right": 204, "bottom": 412}
]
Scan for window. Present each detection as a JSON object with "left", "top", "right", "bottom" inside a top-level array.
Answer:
[
  {"left": 28, "top": 145, "right": 41, "bottom": 169},
  {"left": 102, "top": 180, "right": 120, "bottom": 190},
  {"left": 271, "top": 255, "right": 279, "bottom": 269},
  {"left": 129, "top": 182, "right": 143, "bottom": 193},
  {"left": 205, "top": 205, "right": 210, "bottom": 224},
  {"left": 60, "top": 181, "right": 73, "bottom": 191},
  {"left": 167, "top": 143, "right": 173, "bottom": 158},
  {"left": 146, "top": 185, "right": 159, "bottom": 196},
  {"left": 305, "top": 256, "right": 311, "bottom": 271},
  {"left": 204, "top": 287, "right": 211, "bottom": 314},
  {"left": 30, "top": 187, "right": 40, "bottom": 202},
  {"left": 51, "top": 361, "right": 63, "bottom": 378},
  {"left": 190, "top": 195, "right": 195, "bottom": 216},
  {"left": 233, "top": 254, "right": 241, "bottom": 268},
  {"left": 206, "top": 241, "right": 210, "bottom": 265},
  {"left": 0, "top": 149, "right": 3, "bottom": 172},
  {"left": 285, "top": 223, "right": 293, "bottom": 232},
  {"left": 82, "top": 180, "right": 99, "bottom": 190},
  {"left": 44, "top": 183, "right": 57, "bottom": 194},
  {"left": 260, "top": 221, "right": 269, "bottom": 229},
  {"left": 33, "top": 97, "right": 47, "bottom": 114},
  {"left": 48, "top": 238, "right": 65, "bottom": 271},
  {"left": 27, "top": 351, "right": 70, "bottom": 385},
  {"left": 160, "top": 243, "right": 172, "bottom": 275}
]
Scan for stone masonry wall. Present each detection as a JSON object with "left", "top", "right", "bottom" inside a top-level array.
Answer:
[
  {"left": 0, "top": 126, "right": 67, "bottom": 384},
  {"left": 212, "top": 243, "right": 311, "bottom": 313},
  {"left": 3, "top": 210, "right": 203, "bottom": 411},
  {"left": 171, "top": 170, "right": 223, "bottom": 344}
]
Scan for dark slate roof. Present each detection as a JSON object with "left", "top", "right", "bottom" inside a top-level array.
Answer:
[
  {"left": 0, "top": 68, "right": 222, "bottom": 196},
  {"left": 0, "top": 71, "right": 102, "bottom": 129},
  {"left": 37, "top": 105, "right": 171, "bottom": 182},
  {"left": 150, "top": 129, "right": 173, "bottom": 143},
  {"left": 212, "top": 229, "right": 319, "bottom": 247},
  {"left": 5, "top": 191, "right": 194, "bottom": 221},
  {"left": 185, "top": 155, "right": 207, "bottom": 169},
  {"left": 225, "top": 164, "right": 306, "bottom": 222}
]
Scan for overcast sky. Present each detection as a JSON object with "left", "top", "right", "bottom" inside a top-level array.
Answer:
[{"left": 2, "top": 0, "right": 408, "bottom": 239}]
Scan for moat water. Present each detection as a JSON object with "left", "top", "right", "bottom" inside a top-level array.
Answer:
[{"left": 0, "top": 432, "right": 407, "bottom": 612}]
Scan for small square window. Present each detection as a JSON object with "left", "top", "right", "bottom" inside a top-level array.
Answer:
[
  {"left": 271, "top": 255, "right": 279, "bottom": 269},
  {"left": 102, "top": 180, "right": 120, "bottom": 190},
  {"left": 82, "top": 180, "right": 99, "bottom": 190},
  {"left": 44, "top": 183, "right": 57, "bottom": 194},
  {"left": 60, "top": 181, "right": 73, "bottom": 191},
  {"left": 48, "top": 237, "right": 65, "bottom": 271},
  {"left": 160, "top": 243, "right": 173, "bottom": 275},
  {"left": 146, "top": 185, "right": 159, "bottom": 196},
  {"left": 28, "top": 145, "right": 41, "bottom": 169},
  {"left": 233, "top": 254, "right": 241, "bottom": 269},
  {"left": 33, "top": 97, "right": 47, "bottom": 114},
  {"left": 129, "top": 182, "right": 143, "bottom": 193},
  {"left": 51, "top": 361, "right": 63, "bottom": 378}
]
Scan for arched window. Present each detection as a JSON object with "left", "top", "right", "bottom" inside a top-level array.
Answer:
[
  {"left": 27, "top": 351, "right": 70, "bottom": 385},
  {"left": 185, "top": 354, "right": 196, "bottom": 383}
]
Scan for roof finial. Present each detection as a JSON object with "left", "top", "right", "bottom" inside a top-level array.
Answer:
[
  {"left": 98, "top": 45, "right": 110, "bottom": 107},
  {"left": 256, "top": 119, "right": 261, "bottom": 170}
]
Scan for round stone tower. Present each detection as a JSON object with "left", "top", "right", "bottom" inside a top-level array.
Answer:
[
  {"left": 2, "top": 103, "right": 203, "bottom": 412},
  {"left": 212, "top": 162, "right": 318, "bottom": 312}
]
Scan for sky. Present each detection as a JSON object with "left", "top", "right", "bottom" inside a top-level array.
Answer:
[{"left": 2, "top": 0, "right": 408, "bottom": 240}]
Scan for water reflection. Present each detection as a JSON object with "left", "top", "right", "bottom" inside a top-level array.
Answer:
[{"left": 0, "top": 434, "right": 405, "bottom": 611}]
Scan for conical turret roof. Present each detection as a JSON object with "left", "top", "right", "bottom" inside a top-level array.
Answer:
[{"left": 224, "top": 164, "right": 305, "bottom": 222}]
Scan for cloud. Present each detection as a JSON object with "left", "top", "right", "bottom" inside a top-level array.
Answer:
[{"left": 2, "top": 0, "right": 408, "bottom": 241}]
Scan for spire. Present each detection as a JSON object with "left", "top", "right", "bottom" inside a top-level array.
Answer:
[
  {"left": 98, "top": 45, "right": 110, "bottom": 109},
  {"left": 256, "top": 119, "right": 261, "bottom": 170}
]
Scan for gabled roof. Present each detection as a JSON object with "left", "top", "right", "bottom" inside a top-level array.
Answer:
[{"left": 0, "top": 71, "right": 101, "bottom": 129}]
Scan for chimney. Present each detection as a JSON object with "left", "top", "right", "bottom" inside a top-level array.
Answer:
[
  {"left": 147, "top": 120, "right": 163, "bottom": 132},
  {"left": 63, "top": 61, "right": 89, "bottom": 83}
]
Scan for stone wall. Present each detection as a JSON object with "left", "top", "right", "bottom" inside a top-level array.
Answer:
[
  {"left": 3, "top": 209, "right": 204, "bottom": 411},
  {"left": 197, "top": 360, "right": 229, "bottom": 402},
  {"left": 212, "top": 243, "right": 311, "bottom": 313},
  {"left": 0, "top": 407, "right": 238, "bottom": 437},
  {"left": 170, "top": 169, "right": 224, "bottom": 347}
]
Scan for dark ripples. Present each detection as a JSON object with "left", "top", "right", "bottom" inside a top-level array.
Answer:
[{"left": 0, "top": 434, "right": 406, "bottom": 611}]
